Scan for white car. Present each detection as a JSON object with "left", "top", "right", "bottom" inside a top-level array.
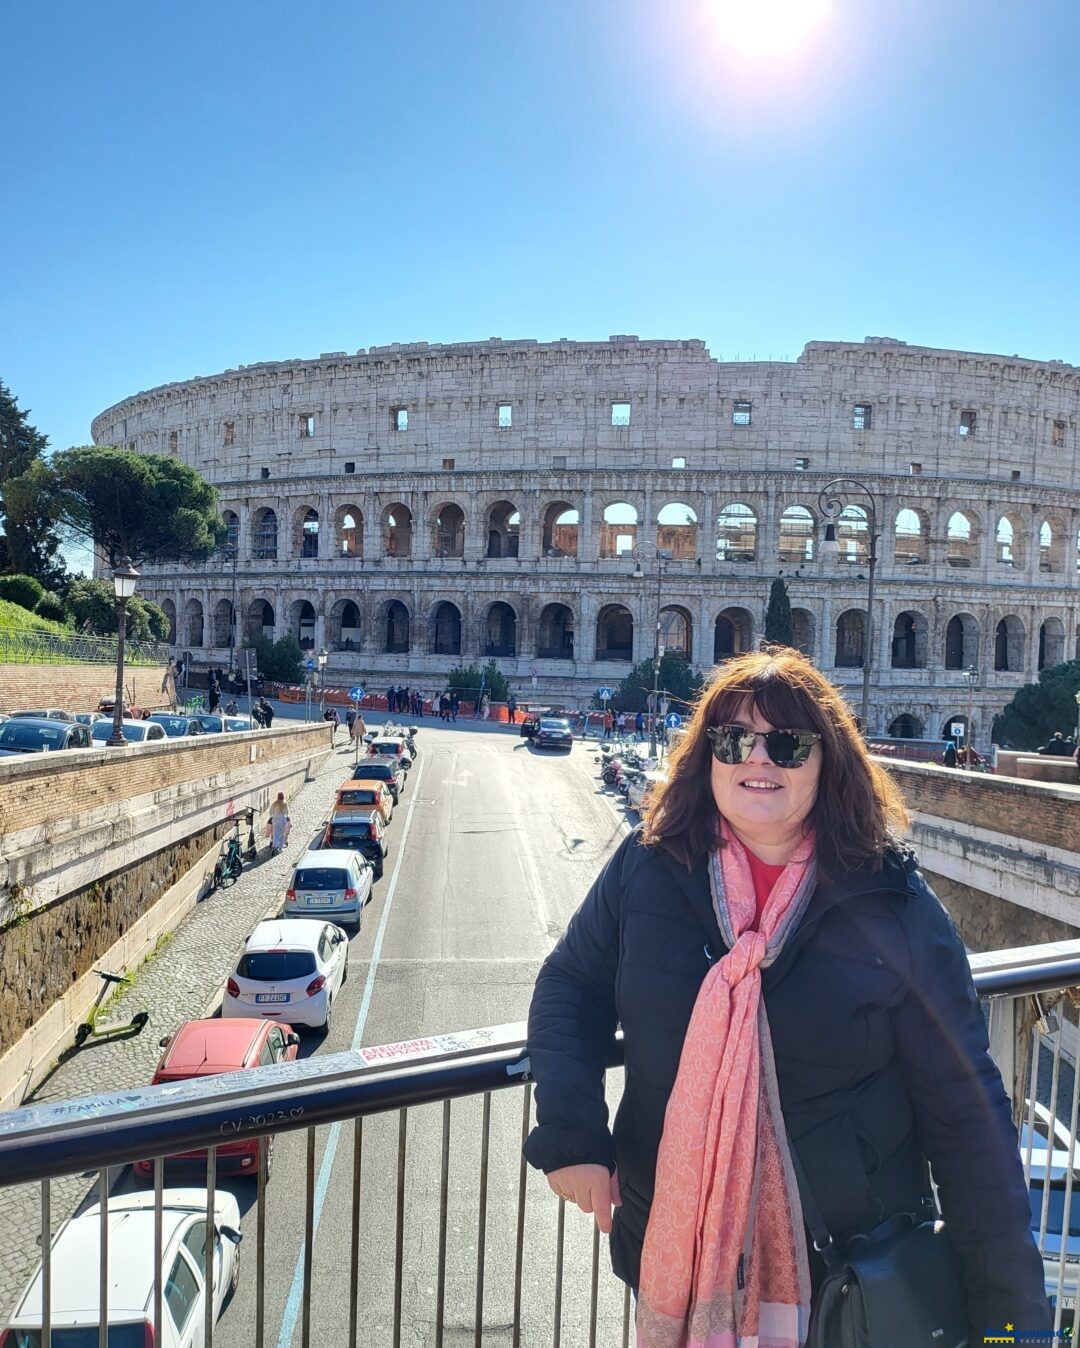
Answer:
[
  {"left": 90, "top": 718, "right": 168, "bottom": 745},
  {"left": 224, "top": 918, "right": 348, "bottom": 1032},
  {"left": 2, "top": 1188, "right": 241, "bottom": 1347},
  {"left": 285, "top": 848, "right": 371, "bottom": 929}
]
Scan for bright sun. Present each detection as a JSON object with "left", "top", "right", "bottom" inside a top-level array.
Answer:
[{"left": 712, "top": 0, "right": 833, "bottom": 57}]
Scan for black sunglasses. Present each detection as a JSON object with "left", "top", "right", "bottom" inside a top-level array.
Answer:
[{"left": 706, "top": 724, "right": 822, "bottom": 770}]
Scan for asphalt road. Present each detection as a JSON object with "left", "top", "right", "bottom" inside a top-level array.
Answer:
[{"left": 214, "top": 720, "right": 634, "bottom": 1347}]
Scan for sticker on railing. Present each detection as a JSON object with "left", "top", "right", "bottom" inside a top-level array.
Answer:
[{"left": 356, "top": 1022, "right": 526, "bottom": 1067}]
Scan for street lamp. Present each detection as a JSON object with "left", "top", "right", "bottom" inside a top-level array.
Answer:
[
  {"left": 964, "top": 664, "right": 979, "bottom": 763},
  {"left": 631, "top": 547, "right": 670, "bottom": 758},
  {"left": 818, "top": 478, "right": 879, "bottom": 733},
  {"left": 107, "top": 557, "right": 139, "bottom": 747},
  {"left": 317, "top": 647, "right": 328, "bottom": 719},
  {"left": 1074, "top": 689, "right": 1080, "bottom": 745}
]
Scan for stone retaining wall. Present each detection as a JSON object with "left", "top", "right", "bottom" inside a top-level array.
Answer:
[{"left": 0, "top": 662, "right": 171, "bottom": 715}]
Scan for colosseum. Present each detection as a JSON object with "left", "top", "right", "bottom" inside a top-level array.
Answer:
[{"left": 92, "top": 335, "right": 1080, "bottom": 744}]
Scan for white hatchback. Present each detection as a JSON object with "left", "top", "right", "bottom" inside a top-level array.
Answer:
[
  {"left": 285, "top": 848, "right": 371, "bottom": 928},
  {"left": 223, "top": 918, "right": 348, "bottom": 1033},
  {"left": 2, "top": 1188, "right": 241, "bottom": 1347}
]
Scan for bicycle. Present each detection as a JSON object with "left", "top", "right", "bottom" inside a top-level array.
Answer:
[
  {"left": 212, "top": 821, "right": 245, "bottom": 889},
  {"left": 74, "top": 969, "right": 149, "bottom": 1048}
]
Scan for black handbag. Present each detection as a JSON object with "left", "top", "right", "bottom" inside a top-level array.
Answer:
[{"left": 788, "top": 1139, "right": 970, "bottom": 1348}]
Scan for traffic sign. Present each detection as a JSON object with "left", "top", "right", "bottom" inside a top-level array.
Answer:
[
  {"left": 305, "top": 658, "right": 315, "bottom": 670},
  {"left": 350, "top": 686, "right": 365, "bottom": 702},
  {"left": 599, "top": 687, "right": 613, "bottom": 701},
  {"left": 665, "top": 712, "right": 682, "bottom": 729}
]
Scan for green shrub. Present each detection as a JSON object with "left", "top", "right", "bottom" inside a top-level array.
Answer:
[
  {"left": 248, "top": 636, "right": 303, "bottom": 684},
  {"left": 34, "top": 593, "right": 69, "bottom": 624},
  {"left": 0, "top": 574, "right": 45, "bottom": 612}
]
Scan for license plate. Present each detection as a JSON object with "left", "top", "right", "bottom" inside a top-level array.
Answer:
[
  {"left": 256, "top": 993, "right": 289, "bottom": 1003},
  {"left": 303, "top": 894, "right": 324, "bottom": 906}
]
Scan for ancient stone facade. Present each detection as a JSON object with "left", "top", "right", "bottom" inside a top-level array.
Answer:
[{"left": 92, "top": 335, "right": 1080, "bottom": 739}]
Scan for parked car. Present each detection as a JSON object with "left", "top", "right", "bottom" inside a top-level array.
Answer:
[
  {"left": 349, "top": 759, "right": 404, "bottom": 804},
  {"left": 0, "top": 718, "right": 93, "bottom": 757},
  {"left": 368, "top": 737, "right": 411, "bottom": 771},
  {"left": 188, "top": 713, "right": 256, "bottom": 734},
  {"left": 224, "top": 715, "right": 255, "bottom": 733},
  {"left": 147, "top": 713, "right": 208, "bottom": 738},
  {"left": 533, "top": 717, "right": 574, "bottom": 751},
  {"left": 72, "top": 711, "right": 109, "bottom": 726},
  {"left": 320, "top": 809, "right": 388, "bottom": 879},
  {"left": 334, "top": 778, "right": 394, "bottom": 824},
  {"left": 90, "top": 718, "right": 168, "bottom": 745},
  {"left": 223, "top": 919, "right": 348, "bottom": 1033},
  {"left": 1, "top": 1188, "right": 241, "bottom": 1348},
  {"left": 285, "top": 848, "right": 372, "bottom": 927},
  {"left": 134, "top": 1018, "right": 299, "bottom": 1181},
  {"left": 8, "top": 707, "right": 73, "bottom": 721}
]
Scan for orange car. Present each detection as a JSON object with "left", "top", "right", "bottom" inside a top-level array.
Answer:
[{"left": 334, "top": 778, "right": 394, "bottom": 824}]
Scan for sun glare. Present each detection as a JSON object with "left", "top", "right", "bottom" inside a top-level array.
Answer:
[{"left": 712, "top": 0, "right": 833, "bottom": 57}]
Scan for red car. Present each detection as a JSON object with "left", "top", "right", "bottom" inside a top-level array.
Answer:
[{"left": 134, "top": 1017, "right": 299, "bottom": 1181}]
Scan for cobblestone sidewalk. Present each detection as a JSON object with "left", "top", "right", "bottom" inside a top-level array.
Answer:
[{"left": 0, "top": 736, "right": 361, "bottom": 1315}]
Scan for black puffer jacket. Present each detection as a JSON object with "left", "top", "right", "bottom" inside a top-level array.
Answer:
[{"left": 524, "top": 829, "right": 1050, "bottom": 1333}]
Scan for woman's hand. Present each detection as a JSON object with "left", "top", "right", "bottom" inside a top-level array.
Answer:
[{"left": 546, "top": 1165, "right": 621, "bottom": 1233}]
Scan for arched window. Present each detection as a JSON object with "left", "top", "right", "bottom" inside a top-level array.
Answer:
[
  {"left": 888, "top": 714, "right": 924, "bottom": 739},
  {"left": 893, "top": 509, "right": 926, "bottom": 565},
  {"left": 246, "top": 599, "right": 274, "bottom": 643},
  {"left": 160, "top": 599, "right": 177, "bottom": 645},
  {"left": 658, "top": 606, "right": 692, "bottom": 657},
  {"left": 716, "top": 504, "right": 757, "bottom": 562},
  {"left": 331, "top": 599, "right": 362, "bottom": 651},
  {"left": 385, "top": 601, "right": 410, "bottom": 653},
  {"left": 791, "top": 608, "right": 814, "bottom": 658},
  {"left": 596, "top": 605, "right": 634, "bottom": 661},
  {"left": 433, "top": 503, "right": 465, "bottom": 558},
  {"left": 944, "top": 613, "right": 978, "bottom": 670},
  {"left": 890, "top": 611, "right": 927, "bottom": 669},
  {"left": 212, "top": 599, "right": 234, "bottom": 649},
  {"left": 835, "top": 506, "right": 868, "bottom": 564},
  {"left": 779, "top": 506, "right": 815, "bottom": 564},
  {"left": 537, "top": 604, "right": 574, "bottom": 659},
  {"left": 945, "top": 510, "right": 976, "bottom": 568},
  {"left": 335, "top": 507, "right": 363, "bottom": 558},
  {"left": 384, "top": 505, "right": 413, "bottom": 558},
  {"left": 430, "top": 602, "right": 462, "bottom": 656},
  {"left": 184, "top": 599, "right": 204, "bottom": 648},
  {"left": 294, "top": 600, "right": 316, "bottom": 649},
  {"left": 542, "top": 502, "right": 579, "bottom": 557},
  {"left": 714, "top": 608, "right": 753, "bottom": 660},
  {"left": 222, "top": 511, "right": 240, "bottom": 556},
  {"left": 485, "top": 602, "right": 517, "bottom": 656},
  {"left": 252, "top": 508, "right": 278, "bottom": 561},
  {"left": 994, "top": 615, "right": 1025, "bottom": 671},
  {"left": 300, "top": 509, "right": 320, "bottom": 559},
  {"left": 656, "top": 503, "right": 698, "bottom": 560},
  {"left": 1039, "top": 519, "right": 1066, "bottom": 573},
  {"left": 486, "top": 502, "right": 520, "bottom": 558},
  {"left": 1039, "top": 618, "right": 1065, "bottom": 670},
  {"left": 996, "top": 517, "right": 1016, "bottom": 566},
  {"left": 600, "top": 502, "right": 638, "bottom": 559},
  {"left": 835, "top": 610, "right": 866, "bottom": 667}
]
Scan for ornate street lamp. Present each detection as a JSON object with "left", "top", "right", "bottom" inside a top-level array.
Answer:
[
  {"left": 964, "top": 665, "right": 979, "bottom": 763},
  {"left": 818, "top": 479, "right": 879, "bottom": 733},
  {"left": 631, "top": 547, "right": 670, "bottom": 758},
  {"left": 317, "top": 646, "right": 329, "bottom": 719},
  {"left": 107, "top": 557, "right": 139, "bottom": 747}
]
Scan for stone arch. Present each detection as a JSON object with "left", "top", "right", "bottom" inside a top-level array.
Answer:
[
  {"left": 484, "top": 601, "right": 518, "bottom": 656},
  {"left": 429, "top": 601, "right": 462, "bottom": 656},
  {"left": 1039, "top": 516, "right": 1067, "bottom": 573},
  {"left": 380, "top": 599, "right": 411, "bottom": 653},
  {"left": 944, "top": 613, "right": 979, "bottom": 669},
  {"left": 334, "top": 505, "right": 364, "bottom": 558},
  {"left": 1039, "top": 617, "right": 1066, "bottom": 670},
  {"left": 994, "top": 614, "right": 1026, "bottom": 672},
  {"left": 713, "top": 607, "right": 754, "bottom": 661},
  {"left": 890, "top": 610, "right": 928, "bottom": 669},
  {"left": 659, "top": 605, "right": 693, "bottom": 658},
  {"left": 486, "top": 501, "right": 521, "bottom": 558},
  {"left": 716, "top": 503, "right": 757, "bottom": 562},
  {"left": 537, "top": 603, "right": 575, "bottom": 659},
  {"left": 160, "top": 598, "right": 177, "bottom": 645},
  {"left": 542, "top": 501, "right": 579, "bottom": 557},
  {"left": 940, "top": 713, "right": 971, "bottom": 742},
  {"left": 246, "top": 599, "right": 275, "bottom": 643},
  {"left": 888, "top": 713, "right": 924, "bottom": 739},
  {"left": 834, "top": 609, "right": 866, "bottom": 667},
  {"left": 596, "top": 604, "right": 634, "bottom": 661},
  {"left": 382, "top": 504, "right": 413, "bottom": 558},
  {"left": 600, "top": 502, "right": 639, "bottom": 559},
  {"left": 779, "top": 506, "right": 815, "bottom": 564},
  {"left": 656, "top": 502, "right": 698, "bottom": 560},
  {"left": 294, "top": 506, "right": 320, "bottom": 559},
  {"left": 212, "top": 598, "right": 235, "bottom": 649},
  {"left": 791, "top": 608, "right": 815, "bottom": 658},
  {"left": 289, "top": 599, "right": 317, "bottom": 650},
  {"left": 432, "top": 502, "right": 465, "bottom": 559},
  {"left": 995, "top": 512, "right": 1025, "bottom": 569},
  {"left": 893, "top": 507, "right": 928, "bottom": 565},
  {"left": 330, "top": 598, "right": 362, "bottom": 652},
  {"left": 944, "top": 508, "right": 979, "bottom": 568},
  {"left": 834, "top": 505, "right": 869, "bottom": 565},
  {"left": 183, "top": 598, "right": 204, "bottom": 648},
  {"left": 222, "top": 510, "right": 240, "bottom": 556},
  {"left": 251, "top": 507, "right": 278, "bottom": 561}
]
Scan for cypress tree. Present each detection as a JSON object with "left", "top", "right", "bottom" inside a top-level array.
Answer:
[{"left": 764, "top": 576, "right": 795, "bottom": 647}]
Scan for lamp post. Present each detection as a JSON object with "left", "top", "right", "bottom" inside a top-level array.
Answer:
[
  {"left": 818, "top": 478, "right": 879, "bottom": 733},
  {"left": 107, "top": 557, "right": 139, "bottom": 747},
  {"left": 631, "top": 547, "right": 670, "bottom": 759},
  {"left": 1074, "top": 690, "right": 1080, "bottom": 745},
  {"left": 964, "top": 664, "right": 979, "bottom": 763},
  {"left": 317, "top": 647, "right": 328, "bottom": 720}
]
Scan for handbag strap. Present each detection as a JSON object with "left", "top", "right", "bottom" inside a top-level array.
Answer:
[{"left": 785, "top": 1129, "right": 845, "bottom": 1273}]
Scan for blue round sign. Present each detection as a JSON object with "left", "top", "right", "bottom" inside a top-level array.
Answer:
[
  {"left": 599, "top": 687, "right": 614, "bottom": 700},
  {"left": 349, "top": 686, "right": 365, "bottom": 702},
  {"left": 305, "top": 658, "right": 315, "bottom": 670},
  {"left": 665, "top": 712, "right": 682, "bottom": 728}
]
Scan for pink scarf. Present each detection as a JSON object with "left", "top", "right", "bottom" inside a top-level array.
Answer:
[{"left": 636, "top": 824, "right": 816, "bottom": 1348}]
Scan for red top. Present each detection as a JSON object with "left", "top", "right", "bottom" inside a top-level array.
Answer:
[{"left": 745, "top": 850, "right": 786, "bottom": 923}]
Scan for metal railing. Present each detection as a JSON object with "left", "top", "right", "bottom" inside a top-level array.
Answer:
[
  {"left": 2, "top": 948, "right": 1080, "bottom": 1346},
  {"left": 0, "top": 626, "right": 170, "bottom": 668}
]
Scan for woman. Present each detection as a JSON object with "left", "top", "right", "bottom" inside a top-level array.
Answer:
[
  {"left": 524, "top": 649, "right": 1048, "bottom": 1342},
  {"left": 268, "top": 792, "right": 290, "bottom": 855}
]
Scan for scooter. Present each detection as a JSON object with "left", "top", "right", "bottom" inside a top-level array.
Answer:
[
  {"left": 212, "top": 820, "right": 246, "bottom": 889},
  {"left": 73, "top": 969, "right": 149, "bottom": 1048}
]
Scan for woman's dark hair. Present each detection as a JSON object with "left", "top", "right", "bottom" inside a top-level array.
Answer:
[{"left": 641, "top": 648, "right": 909, "bottom": 876}]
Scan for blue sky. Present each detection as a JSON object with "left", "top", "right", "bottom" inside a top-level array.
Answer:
[{"left": 4, "top": 0, "right": 1080, "bottom": 459}]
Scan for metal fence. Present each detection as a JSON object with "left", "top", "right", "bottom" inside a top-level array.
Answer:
[
  {"left": 2, "top": 948, "right": 1079, "bottom": 1346},
  {"left": 0, "top": 626, "right": 170, "bottom": 668}
]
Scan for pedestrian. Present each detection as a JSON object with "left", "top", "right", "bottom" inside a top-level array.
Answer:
[
  {"left": 1037, "top": 731, "right": 1072, "bottom": 756},
  {"left": 603, "top": 709, "right": 614, "bottom": 740},
  {"left": 1075, "top": 741, "right": 1080, "bottom": 783},
  {"left": 268, "top": 792, "right": 290, "bottom": 855},
  {"left": 450, "top": 692, "right": 460, "bottom": 723},
  {"left": 346, "top": 708, "right": 357, "bottom": 736},
  {"left": 943, "top": 739, "right": 958, "bottom": 768},
  {"left": 207, "top": 671, "right": 221, "bottom": 714},
  {"left": 351, "top": 710, "right": 367, "bottom": 751},
  {"left": 481, "top": 691, "right": 491, "bottom": 721},
  {"left": 523, "top": 648, "right": 1048, "bottom": 1338},
  {"left": 386, "top": 684, "right": 396, "bottom": 714},
  {"left": 260, "top": 697, "right": 274, "bottom": 729},
  {"left": 508, "top": 692, "right": 518, "bottom": 724},
  {"left": 635, "top": 710, "right": 645, "bottom": 741},
  {"left": 616, "top": 711, "right": 627, "bottom": 737},
  {"left": 323, "top": 706, "right": 340, "bottom": 742},
  {"left": 224, "top": 698, "right": 239, "bottom": 715}
]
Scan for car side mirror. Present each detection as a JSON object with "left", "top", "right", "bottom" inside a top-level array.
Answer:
[
  {"left": 286, "top": 1031, "right": 301, "bottom": 1046},
  {"left": 333, "top": 932, "right": 345, "bottom": 944},
  {"left": 158, "top": 1036, "right": 171, "bottom": 1048},
  {"left": 219, "top": 1225, "right": 243, "bottom": 1244}
]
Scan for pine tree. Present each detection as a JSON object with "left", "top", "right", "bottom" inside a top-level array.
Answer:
[
  {"left": 0, "top": 382, "right": 64, "bottom": 583},
  {"left": 764, "top": 576, "right": 795, "bottom": 647}
]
